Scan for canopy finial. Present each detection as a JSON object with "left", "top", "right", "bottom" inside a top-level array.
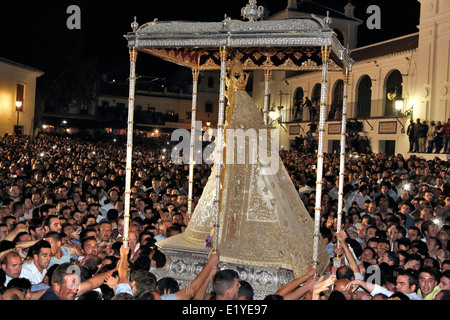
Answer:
[
  {"left": 241, "top": 0, "right": 264, "bottom": 21},
  {"left": 131, "top": 16, "right": 139, "bottom": 32}
]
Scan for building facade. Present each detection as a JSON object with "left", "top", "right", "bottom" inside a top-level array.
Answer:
[
  {"left": 40, "top": 70, "right": 220, "bottom": 137},
  {"left": 252, "top": 0, "right": 450, "bottom": 156},
  {"left": 0, "top": 57, "right": 43, "bottom": 136}
]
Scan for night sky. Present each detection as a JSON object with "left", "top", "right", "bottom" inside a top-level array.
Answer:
[{"left": 0, "top": 0, "right": 420, "bottom": 81}]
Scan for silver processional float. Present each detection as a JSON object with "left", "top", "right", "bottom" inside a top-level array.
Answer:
[{"left": 123, "top": 0, "right": 353, "bottom": 299}]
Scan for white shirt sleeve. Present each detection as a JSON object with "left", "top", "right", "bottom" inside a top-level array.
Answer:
[{"left": 370, "top": 284, "right": 394, "bottom": 297}]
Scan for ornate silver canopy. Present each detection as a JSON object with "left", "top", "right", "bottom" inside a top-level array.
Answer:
[
  {"left": 122, "top": 1, "right": 354, "bottom": 299},
  {"left": 124, "top": 13, "right": 353, "bottom": 72}
]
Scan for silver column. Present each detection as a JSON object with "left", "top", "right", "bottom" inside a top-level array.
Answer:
[
  {"left": 123, "top": 46, "right": 138, "bottom": 248},
  {"left": 263, "top": 70, "right": 272, "bottom": 125},
  {"left": 188, "top": 69, "right": 199, "bottom": 221},
  {"left": 336, "top": 68, "right": 350, "bottom": 237},
  {"left": 213, "top": 47, "right": 227, "bottom": 253},
  {"left": 313, "top": 45, "right": 330, "bottom": 270}
]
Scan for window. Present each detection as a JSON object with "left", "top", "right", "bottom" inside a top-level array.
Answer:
[
  {"left": 292, "top": 87, "right": 304, "bottom": 120},
  {"left": 332, "top": 80, "right": 344, "bottom": 107},
  {"left": 293, "top": 87, "right": 304, "bottom": 109},
  {"left": 80, "top": 104, "right": 88, "bottom": 115},
  {"left": 207, "top": 77, "right": 215, "bottom": 88},
  {"left": 205, "top": 103, "right": 213, "bottom": 113},
  {"left": 16, "top": 84, "right": 25, "bottom": 111},
  {"left": 330, "top": 80, "right": 344, "bottom": 119},
  {"left": 311, "top": 83, "right": 321, "bottom": 102},
  {"left": 356, "top": 75, "right": 372, "bottom": 118},
  {"left": 384, "top": 70, "right": 403, "bottom": 116}
]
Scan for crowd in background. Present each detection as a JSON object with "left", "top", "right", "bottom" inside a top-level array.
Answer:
[
  {"left": 407, "top": 117, "right": 450, "bottom": 154},
  {"left": 0, "top": 132, "right": 449, "bottom": 301}
]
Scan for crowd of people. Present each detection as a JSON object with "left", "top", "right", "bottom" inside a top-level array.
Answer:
[
  {"left": 407, "top": 117, "right": 450, "bottom": 154},
  {"left": 281, "top": 148, "right": 450, "bottom": 300},
  {"left": 0, "top": 132, "right": 449, "bottom": 301}
]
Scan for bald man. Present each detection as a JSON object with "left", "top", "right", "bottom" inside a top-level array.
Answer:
[
  {"left": 333, "top": 279, "right": 352, "bottom": 300},
  {"left": 1, "top": 288, "right": 25, "bottom": 300}
]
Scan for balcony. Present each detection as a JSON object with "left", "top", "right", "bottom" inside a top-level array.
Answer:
[{"left": 278, "top": 98, "right": 411, "bottom": 124}]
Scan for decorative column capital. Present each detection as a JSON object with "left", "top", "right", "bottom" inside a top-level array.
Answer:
[
  {"left": 343, "top": 67, "right": 350, "bottom": 83},
  {"left": 220, "top": 46, "right": 227, "bottom": 62},
  {"left": 129, "top": 47, "right": 138, "bottom": 62},
  {"left": 264, "top": 70, "right": 272, "bottom": 82},
  {"left": 192, "top": 68, "right": 200, "bottom": 81},
  {"left": 321, "top": 45, "right": 331, "bottom": 63}
]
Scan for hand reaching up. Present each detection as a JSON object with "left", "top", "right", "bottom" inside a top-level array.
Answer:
[{"left": 312, "top": 274, "right": 336, "bottom": 300}]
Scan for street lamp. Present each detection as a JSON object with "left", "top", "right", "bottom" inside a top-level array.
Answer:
[
  {"left": 268, "top": 106, "right": 276, "bottom": 119},
  {"left": 15, "top": 100, "right": 23, "bottom": 126},
  {"left": 15, "top": 100, "right": 23, "bottom": 135},
  {"left": 394, "top": 99, "right": 404, "bottom": 111}
]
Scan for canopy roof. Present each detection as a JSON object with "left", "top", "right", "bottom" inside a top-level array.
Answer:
[{"left": 124, "top": 14, "right": 353, "bottom": 71}]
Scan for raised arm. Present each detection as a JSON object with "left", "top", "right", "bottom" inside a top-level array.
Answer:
[
  {"left": 284, "top": 277, "right": 317, "bottom": 300},
  {"left": 275, "top": 265, "right": 316, "bottom": 298},
  {"left": 336, "top": 230, "right": 360, "bottom": 275},
  {"left": 77, "top": 252, "right": 121, "bottom": 297},
  {"left": 343, "top": 279, "right": 375, "bottom": 294},
  {"left": 193, "top": 264, "right": 218, "bottom": 300},
  {"left": 174, "top": 251, "right": 220, "bottom": 300},
  {"left": 4, "top": 226, "right": 30, "bottom": 242},
  {"left": 117, "top": 244, "right": 130, "bottom": 284},
  {"left": 15, "top": 239, "right": 39, "bottom": 250}
]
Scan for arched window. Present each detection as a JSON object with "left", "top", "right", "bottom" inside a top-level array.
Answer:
[
  {"left": 292, "top": 87, "right": 304, "bottom": 120},
  {"left": 384, "top": 70, "right": 403, "bottom": 116},
  {"left": 311, "top": 83, "right": 321, "bottom": 102},
  {"left": 293, "top": 87, "right": 304, "bottom": 108},
  {"left": 330, "top": 80, "right": 344, "bottom": 119},
  {"left": 332, "top": 80, "right": 344, "bottom": 106},
  {"left": 356, "top": 75, "right": 372, "bottom": 118}
]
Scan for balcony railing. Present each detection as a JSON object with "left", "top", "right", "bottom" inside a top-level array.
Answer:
[{"left": 278, "top": 99, "right": 410, "bottom": 123}]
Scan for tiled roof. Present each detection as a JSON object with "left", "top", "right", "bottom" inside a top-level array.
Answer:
[{"left": 351, "top": 33, "right": 419, "bottom": 62}]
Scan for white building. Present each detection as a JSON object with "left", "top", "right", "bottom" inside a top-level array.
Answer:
[
  {"left": 0, "top": 57, "right": 44, "bottom": 136},
  {"left": 252, "top": 0, "right": 450, "bottom": 156},
  {"left": 95, "top": 71, "right": 220, "bottom": 137}
]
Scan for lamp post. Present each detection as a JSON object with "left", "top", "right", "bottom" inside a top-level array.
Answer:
[
  {"left": 15, "top": 100, "right": 23, "bottom": 135},
  {"left": 395, "top": 99, "right": 404, "bottom": 113},
  {"left": 15, "top": 100, "right": 23, "bottom": 126}
]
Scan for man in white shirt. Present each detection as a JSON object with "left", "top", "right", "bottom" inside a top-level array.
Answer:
[
  {"left": 344, "top": 269, "right": 423, "bottom": 300},
  {"left": 298, "top": 178, "right": 313, "bottom": 199},
  {"left": 350, "top": 185, "right": 371, "bottom": 211},
  {"left": 20, "top": 239, "right": 52, "bottom": 286},
  {"left": 99, "top": 188, "right": 120, "bottom": 216}
]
